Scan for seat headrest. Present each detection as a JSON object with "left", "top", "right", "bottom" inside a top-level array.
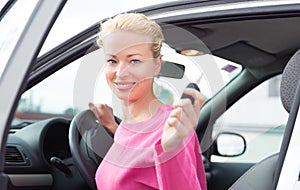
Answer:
[{"left": 280, "top": 49, "right": 300, "bottom": 113}]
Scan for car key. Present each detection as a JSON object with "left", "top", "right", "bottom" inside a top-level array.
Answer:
[{"left": 180, "top": 83, "right": 201, "bottom": 105}]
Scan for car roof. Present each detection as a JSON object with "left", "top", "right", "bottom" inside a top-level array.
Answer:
[{"left": 133, "top": 0, "right": 300, "bottom": 71}]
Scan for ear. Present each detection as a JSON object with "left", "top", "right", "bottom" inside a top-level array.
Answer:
[{"left": 154, "top": 55, "right": 162, "bottom": 76}]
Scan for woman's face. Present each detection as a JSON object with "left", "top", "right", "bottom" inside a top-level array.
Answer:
[{"left": 102, "top": 31, "right": 161, "bottom": 102}]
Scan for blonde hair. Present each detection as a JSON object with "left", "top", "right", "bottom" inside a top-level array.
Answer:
[{"left": 97, "top": 13, "right": 163, "bottom": 58}]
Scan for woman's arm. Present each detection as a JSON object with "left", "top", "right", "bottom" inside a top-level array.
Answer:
[
  {"left": 161, "top": 88, "right": 205, "bottom": 151},
  {"left": 154, "top": 88, "right": 206, "bottom": 190}
]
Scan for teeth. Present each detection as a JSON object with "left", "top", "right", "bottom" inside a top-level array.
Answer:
[
  {"left": 115, "top": 82, "right": 135, "bottom": 89},
  {"left": 119, "top": 84, "right": 132, "bottom": 88}
]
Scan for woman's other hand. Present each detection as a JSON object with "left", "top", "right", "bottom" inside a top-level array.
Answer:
[
  {"left": 161, "top": 88, "right": 205, "bottom": 151},
  {"left": 88, "top": 102, "right": 118, "bottom": 134}
]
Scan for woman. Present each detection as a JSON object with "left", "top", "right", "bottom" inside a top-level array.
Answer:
[{"left": 89, "top": 13, "right": 207, "bottom": 190}]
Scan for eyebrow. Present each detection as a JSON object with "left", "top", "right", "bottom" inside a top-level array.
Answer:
[
  {"left": 127, "top": 53, "right": 143, "bottom": 58},
  {"left": 106, "top": 54, "right": 117, "bottom": 58},
  {"left": 105, "top": 53, "right": 143, "bottom": 58}
]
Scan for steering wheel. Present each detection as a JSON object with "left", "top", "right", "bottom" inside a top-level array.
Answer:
[{"left": 69, "top": 109, "right": 116, "bottom": 190}]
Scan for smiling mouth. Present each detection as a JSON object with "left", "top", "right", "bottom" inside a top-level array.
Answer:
[{"left": 114, "top": 82, "right": 136, "bottom": 90}]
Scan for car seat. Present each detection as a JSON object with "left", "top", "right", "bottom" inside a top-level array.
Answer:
[{"left": 229, "top": 49, "right": 300, "bottom": 190}]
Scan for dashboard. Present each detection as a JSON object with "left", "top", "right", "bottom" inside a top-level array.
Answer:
[{"left": 5, "top": 118, "right": 90, "bottom": 190}]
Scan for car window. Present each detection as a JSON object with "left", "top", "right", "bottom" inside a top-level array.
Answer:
[
  {"left": 212, "top": 75, "right": 288, "bottom": 163},
  {"left": 159, "top": 44, "right": 242, "bottom": 100},
  {"left": 13, "top": 43, "right": 242, "bottom": 127},
  {"left": 13, "top": 60, "right": 80, "bottom": 126}
]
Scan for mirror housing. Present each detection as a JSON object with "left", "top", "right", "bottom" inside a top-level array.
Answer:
[
  {"left": 213, "top": 132, "right": 246, "bottom": 157},
  {"left": 158, "top": 61, "right": 185, "bottom": 79}
]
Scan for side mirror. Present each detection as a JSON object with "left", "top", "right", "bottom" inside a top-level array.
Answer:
[{"left": 214, "top": 132, "right": 246, "bottom": 157}]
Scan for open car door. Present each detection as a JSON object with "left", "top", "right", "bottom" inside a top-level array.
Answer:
[{"left": 0, "top": 1, "right": 67, "bottom": 189}]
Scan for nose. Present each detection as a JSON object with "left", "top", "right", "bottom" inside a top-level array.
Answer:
[{"left": 116, "top": 61, "right": 129, "bottom": 78}]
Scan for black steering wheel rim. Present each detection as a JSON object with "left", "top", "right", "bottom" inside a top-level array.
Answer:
[{"left": 69, "top": 109, "right": 114, "bottom": 190}]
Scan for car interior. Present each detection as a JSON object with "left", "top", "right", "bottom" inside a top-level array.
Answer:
[
  {"left": 3, "top": 1, "right": 300, "bottom": 190},
  {"left": 229, "top": 49, "right": 300, "bottom": 190}
]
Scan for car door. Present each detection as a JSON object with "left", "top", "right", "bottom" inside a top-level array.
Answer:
[
  {"left": 0, "top": 1, "right": 66, "bottom": 189},
  {"left": 205, "top": 75, "right": 288, "bottom": 190}
]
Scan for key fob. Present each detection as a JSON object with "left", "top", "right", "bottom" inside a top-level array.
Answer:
[{"left": 180, "top": 83, "right": 200, "bottom": 104}]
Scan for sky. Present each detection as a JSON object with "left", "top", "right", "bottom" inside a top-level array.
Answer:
[{"left": 41, "top": 0, "right": 176, "bottom": 54}]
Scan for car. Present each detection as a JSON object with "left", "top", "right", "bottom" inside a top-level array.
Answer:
[{"left": 1, "top": 0, "right": 300, "bottom": 190}]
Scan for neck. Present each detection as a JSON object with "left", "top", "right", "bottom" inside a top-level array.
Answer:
[{"left": 121, "top": 92, "right": 163, "bottom": 123}]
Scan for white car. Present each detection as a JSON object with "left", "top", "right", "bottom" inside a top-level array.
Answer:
[{"left": 0, "top": 0, "right": 299, "bottom": 190}]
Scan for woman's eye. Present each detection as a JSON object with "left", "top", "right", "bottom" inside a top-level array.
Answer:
[
  {"left": 107, "top": 59, "right": 117, "bottom": 64},
  {"left": 130, "top": 59, "right": 141, "bottom": 64}
]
